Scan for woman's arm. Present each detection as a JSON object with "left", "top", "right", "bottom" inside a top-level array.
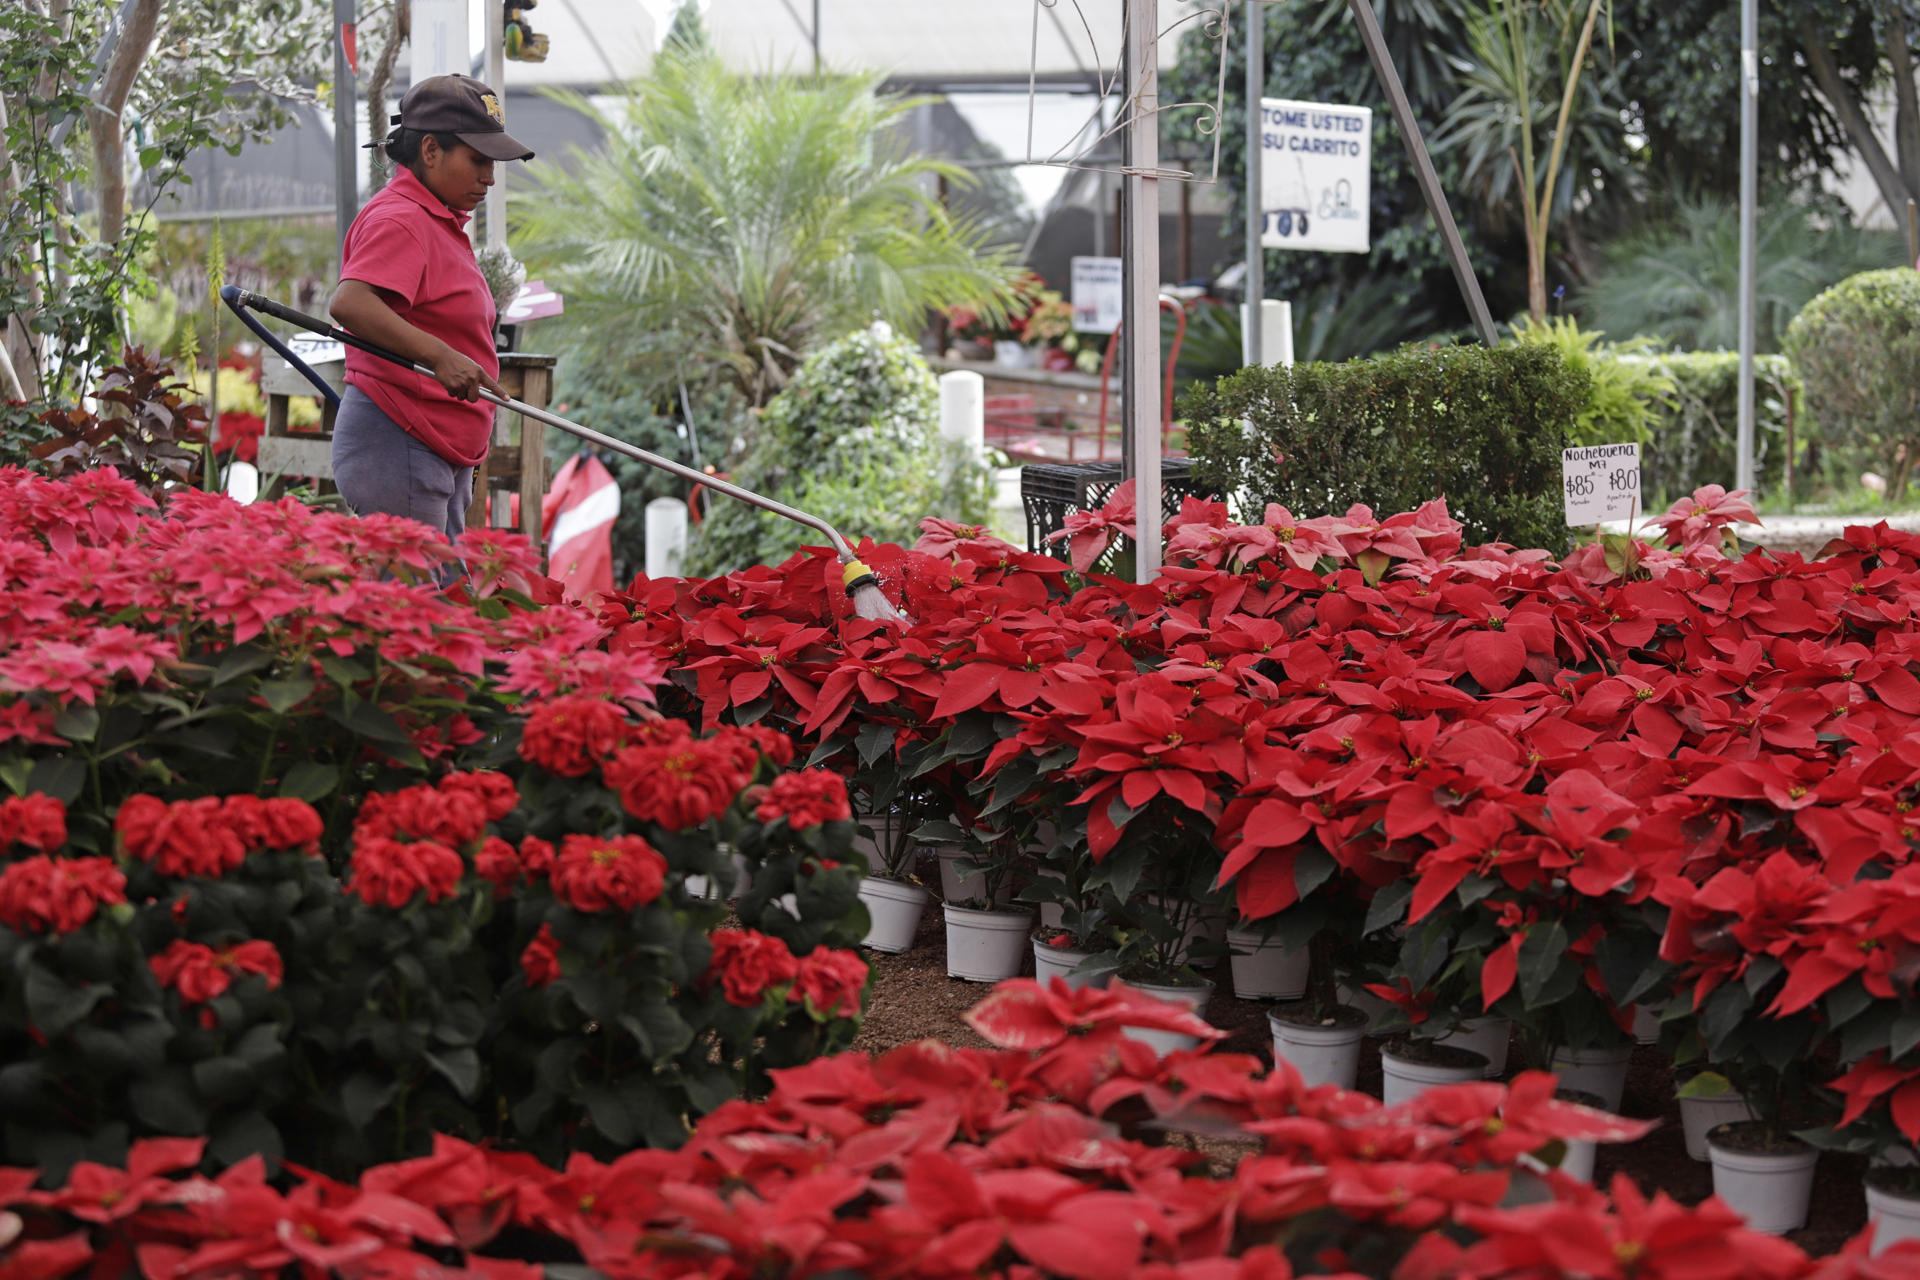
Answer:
[{"left": 329, "top": 278, "right": 504, "bottom": 402}]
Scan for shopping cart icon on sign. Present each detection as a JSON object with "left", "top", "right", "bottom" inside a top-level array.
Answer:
[{"left": 1265, "top": 157, "right": 1315, "bottom": 240}]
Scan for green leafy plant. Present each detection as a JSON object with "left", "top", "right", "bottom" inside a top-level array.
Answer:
[
  {"left": 1635, "top": 351, "right": 1800, "bottom": 503},
  {"left": 1783, "top": 268, "right": 1920, "bottom": 500},
  {"left": 688, "top": 323, "right": 993, "bottom": 574},
  {"left": 1510, "top": 314, "right": 1673, "bottom": 448},
  {"left": 513, "top": 44, "right": 1021, "bottom": 412},
  {"left": 1183, "top": 342, "right": 1586, "bottom": 554}
]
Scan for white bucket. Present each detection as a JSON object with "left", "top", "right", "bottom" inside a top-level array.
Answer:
[
  {"left": 851, "top": 812, "right": 908, "bottom": 877},
  {"left": 1115, "top": 978, "right": 1213, "bottom": 1057},
  {"left": 1270, "top": 1010, "right": 1368, "bottom": 1091},
  {"left": 1866, "top": 1182, "right": 1920, "bottom": 1255},
  {"left": 936, "top": 846, "right": 1011, "bottom": 907},
  {"left": 1380, "top": 1045, "right": 1490, "bottom": 1106},
  {"left": 1226, "top": 927, "right": 1308, "bottom": 1001},
  {"left": 858, "top": 876, "right": 930, "bottom": 954},
  {"left": 1679, "top": 1088, "right": 1756, "bottom": 1161},
  {"left": 943, "top": 905, "right": 1032, "bottom": 982},
  {"left": 1032, "top": 939, "right": 1106, "bottom": 989},
  {"left": 1706, "top": 1135, "right": 1818, "bottom": 1235},
  {"left": 1438, "top": 1016, "right": 1511, "bottom": 1078},
  {"left": 1549, "top": 1043, "right": 1633, "bottom": 1112}
]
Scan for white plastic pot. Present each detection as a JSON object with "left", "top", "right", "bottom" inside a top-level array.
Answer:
[
  {"left": 683, "top": 873, "right": 721, "bottom": 902},
  {"left": 936, "top": 847, "right": 1011, "bottom": 907},
  {"left": 1679, "top": 1088, "right": 1757, "bottom": 1162},
  {"left": 1032, "top": 939, "right": 1106, "bottom": 989},
  {"left": 1380, "top": 1045, "right": 1490, "bottom": 1106},
  {"left": 1706, "top": 1133, "right": 1818, "bottom": 1236},
  {"left": 851, "top": 812, "right": 909, "bottom": 878},
  {"left": 1115, "top": 978, "right": 1214, "bottom": 1057},
  {"left": 1270, "top": 1009, "right": 1368, "bottom": 1091},
  {"left": 1632, "top": 1003, "right": 1662, "bottom": 1046},
  {"left": 857, "top": 876, "right": 930, "bottom": 954},
  {"left": 1549, "top": 1043, "right": 1633, "bottom": 1112},
  {"left": 1437, "top": 1016, "right": 1511, "bottom": 1078},
  {"left": 943, "top": 905, "right": 1032, "bottom": 982},
  {"left": 1226, "top": 928, "right": 1308, "bottom": 1001},
  {"left": 1866, "top": 1182, "right": 1920, "bottom": 1255}
]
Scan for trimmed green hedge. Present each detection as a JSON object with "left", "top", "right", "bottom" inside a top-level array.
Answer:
[
  {"left": 1632, "top": 352, "right": 1799, "bottom": 503},
  {"left": 1183, "top": 344, "right": 1583, "bottom": 555}
]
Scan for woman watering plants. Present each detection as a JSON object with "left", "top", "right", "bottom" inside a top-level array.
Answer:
[{"left": 328, "top": 74, "right": 534, "bottom": 541}]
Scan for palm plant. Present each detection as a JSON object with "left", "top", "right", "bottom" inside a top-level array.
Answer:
[
  {"left": 512, "top": 49, "right": 1022, "bottom": 416},
  {"left": 1578, "top": 197, "right": 1904, "bottom": 353},
  {"left": 1434, "top": 0, "right": 1629, "bottom": 321}
]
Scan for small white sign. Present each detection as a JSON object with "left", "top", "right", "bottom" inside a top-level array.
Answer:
[
  {"left": 1562, "top": 443, "right": 1641, "bottom": 526},
  {"left": 1070, "top": 256, "right": 1123, "bottom": 334},
  {"left": 287, "top": 335, "right": 346, "bottom": 365},
  {"left": 1259, "top": 98, "right": 1372, "bottom": 254}
]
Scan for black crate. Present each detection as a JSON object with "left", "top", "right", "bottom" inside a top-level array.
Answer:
[{"left": 1021, "top": 458, "right": 1211, "bottom": 566}]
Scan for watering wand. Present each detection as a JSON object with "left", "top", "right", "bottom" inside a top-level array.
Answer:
[{"left": 220, "top": 287, "right": 906, "bottom": 624}]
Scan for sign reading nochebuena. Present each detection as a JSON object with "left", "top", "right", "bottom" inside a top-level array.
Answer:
[
  {"left": 1258, "top": 98, "right": 1372, "bottom": 255},
  {"left": 1562, "top": 443, "right": 1641, "bottom": 527}
]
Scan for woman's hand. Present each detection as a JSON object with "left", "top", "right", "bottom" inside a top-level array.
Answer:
[{"left": 428, "top": 346, "right": 503, "bottom": 402}]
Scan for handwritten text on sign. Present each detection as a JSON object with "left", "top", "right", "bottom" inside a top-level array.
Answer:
[{"left": 1562, "top": 443, "right": 1641, "bottom": 526}]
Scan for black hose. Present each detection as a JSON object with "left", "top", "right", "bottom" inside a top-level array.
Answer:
[{"left": 218, "top": 286, "right": 344, "bottom": 409}]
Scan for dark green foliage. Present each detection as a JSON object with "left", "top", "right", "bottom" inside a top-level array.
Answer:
[
  {"left": 1183, "top": 344, "right": 1584, "bottom": 554},
  {"left": 1636, "top": 352, "right": 1801, "bottom": 503},
  {"left": 1784, "top": 268, "right": 1920, "bottom": 500}
]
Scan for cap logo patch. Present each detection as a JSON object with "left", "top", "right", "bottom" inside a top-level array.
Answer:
[{"left": 480, "top": 92, "right": 504, "bottom": 124}]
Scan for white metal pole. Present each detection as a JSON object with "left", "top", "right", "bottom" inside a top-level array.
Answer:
[
  {"left": 333, "top": 0, "right": 359, "bottom": 261},
  {"left": 1736, "top": 0, "right": 1757, "bottom": 492},
  {"left": 1123, "top": 0, "right": 1163, "bottom": 583},
  {"left": 485, "top": 0, "right": 507, "bottom": 251},
  {"left": 1244, "top": 0, "right": 1264, "bottom": 369}
]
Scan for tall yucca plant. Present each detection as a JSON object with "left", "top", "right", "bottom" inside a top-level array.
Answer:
[{"left": 513, "top": 50, "right": 1022, "bottom": 413}]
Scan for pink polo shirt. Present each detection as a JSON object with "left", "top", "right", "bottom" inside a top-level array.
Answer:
[{"left": 339, "top": 167, "right": 498, "bottom": 467}]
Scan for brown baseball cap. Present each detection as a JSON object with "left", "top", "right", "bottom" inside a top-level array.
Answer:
[{"left": 393, "top": 74, "right": 534, "bottom": 162}]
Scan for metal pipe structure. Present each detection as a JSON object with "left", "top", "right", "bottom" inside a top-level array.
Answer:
[
  {"left": 1736, "top": 0, "right": 1758, "bottom": 492},
  {"left": 1344, "top": 0, "right": 1496, "bottom": 347},
  {"left": 333, "top": 0, "right": 359, "bottom": 261},
  {"left": 1122, "top": 0, "right": 1164, "bottom": 582},
  {"left": 1244, "top": 0, "right": 1264, "bottom": 369}
]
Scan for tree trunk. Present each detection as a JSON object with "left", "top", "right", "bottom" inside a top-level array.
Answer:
[
  {"left": 1798, "top": 18, "right": 1915, "bottom": 226},
  {"left": 1887, "top": 6, "right": 1920, "bottom": 215},
  {"left": 84, "top": 0, "right": 161, "bottom": 246}
]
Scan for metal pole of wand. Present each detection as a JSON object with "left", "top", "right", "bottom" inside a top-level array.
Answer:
[
  {"left": 1245, "top": 0, "right": 1264, "bottom": 370},
  {"left": 1123, "top": 0, "right": 1164, "bottom": 583}
]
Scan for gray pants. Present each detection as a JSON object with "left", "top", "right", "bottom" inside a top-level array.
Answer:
[{"left": 332, "top": 386, "right": 475, "bottom": 542}]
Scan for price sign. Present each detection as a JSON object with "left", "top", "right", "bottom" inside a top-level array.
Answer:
[{"left": 1562, "top": 443, "right": 1640, "bottom": 526}]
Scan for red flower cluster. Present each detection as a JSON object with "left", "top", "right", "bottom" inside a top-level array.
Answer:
[
  {"left": 0, "top": 791, "right": 66, "bottom": 851},
  {"left": 116, "top": 794, "right": 324, "bottom": 878},
  {"left": 753, "top": 767, "right": 851, "bottom": 829},
  {"left": 517, "top": 694, "right": 635, "bottom": 777},
  {"left": 149, "top": 938, "right": 283, "bottom": 1004},
  {"left": 346, "top": 837, "right": 464, "bottom": 909},
  {"left": 789, "top": 947, "right": 868, "bottom": 1017},
  {"left": 0, "top": 854, "right": 126, "bottom": 934},
  {"left": 549, "top": 833, "right": 667, "bottom": 913},
  {"left": 520, "top": 922, "right": 562, "bottom": 987},
  {"left": 354, "top": 771, "right": 517, "bottom": 851},
  {"left": 10, "top": 982, "right": 1907, "bottom": 1280},
  {"left": 706, "top": 928, "right": 800, "bottom": 1007},
  {"left": 600, "top": 726, "right": 756, "bottom": 831}
]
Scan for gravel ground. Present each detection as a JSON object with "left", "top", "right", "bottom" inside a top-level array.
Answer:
[{"left": 854, "top": 906, "right": 1869, "bottom": 1257}]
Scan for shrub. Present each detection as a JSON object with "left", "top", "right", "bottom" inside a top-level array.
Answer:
[
  {"left": 1784, "top": 268, "right": 1920, "bottom": 500},
  {"left": 1182, "top": 343, "right": 1584, "bottom": 554},
  {"left": 687, "top": 323, "right": 993, "bottom": 574},
  {"left": 1631, "top": 351, "right": 1800, "bottom": 503},
  {"left": 1509, "top": 315, "right": 1673, "bottom": 448}
]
